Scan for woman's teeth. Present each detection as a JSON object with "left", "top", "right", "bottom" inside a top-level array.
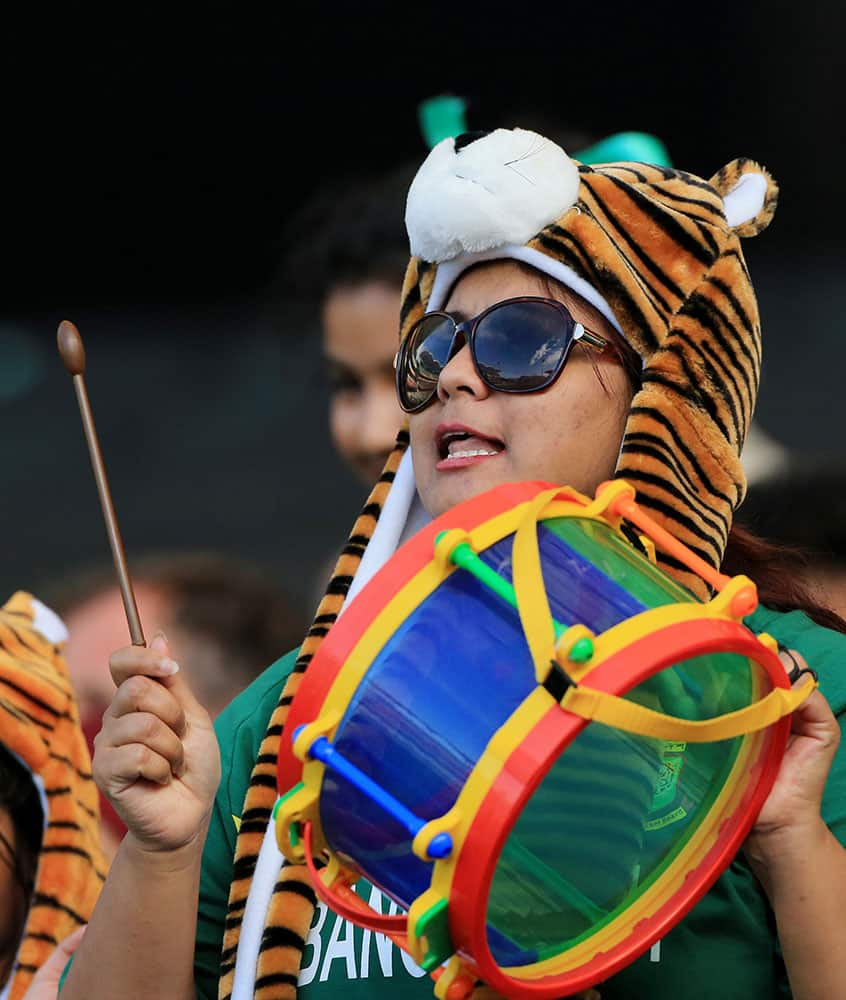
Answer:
[
  {"left": 442, "top": 433, "right": 503, "bottom": 460},
  {"left": 446, "top": 447, "right": 499, "bottom": 459},
  {"left": 437, "top": 431, "right": 504, "bottom": 463}
]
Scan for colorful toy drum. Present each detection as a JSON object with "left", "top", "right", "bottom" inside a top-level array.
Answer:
[{"left": 275, "top": 480, "right": 815, "bottom": 999}]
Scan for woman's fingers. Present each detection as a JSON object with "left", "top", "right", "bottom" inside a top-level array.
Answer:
[
  {"left": 108, "top": 633, "right": 205, "bottom": 720},
  {"left": 786, "top": 687, "right": 841, "bottom": 769},
  {"left": 52, "top": 923, "right": 87, "bottom": 957},
  {"left": 108, "top": 674, "right": 187, "bottom": 737},
  {"left": 22, "top": 926, "right": 87, "bottom": 998},
  {"left": 109, "top": 640, "right": 180, "bottom": 687},
  {"left": 748, "top": 647, "right": 838, "bottom": 847},
  {"left": 777, "top": 648, "right": 839, "bottom": 744},
  {"left": 96, "top": 633, "right": 194, "bottom": 800},
  {"left": 96, "top": 712, "right": 186, "bottom": 776},
  {"left": 790, "top": 684, "right": 840, "bottom": 735},
  {"left": 91, "top": 633, "right": 221, "bottom": 851},
  {"left": 154, "top": 664, "right": 207, "bottom": 718},
  {"left": 94, "top": 742, "right": 176, "bottom": 792}
]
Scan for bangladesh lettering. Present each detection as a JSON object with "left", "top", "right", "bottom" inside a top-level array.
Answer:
[{"left": 299, "top": 883, "right": 427, "bottom": 986}]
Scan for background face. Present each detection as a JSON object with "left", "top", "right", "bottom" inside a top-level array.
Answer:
[
  {"left": 2, "top": 1, "right": 844, "bottom": 612},
  {"left": 323, "top": 282, "right": 404, "bottom": 484}
]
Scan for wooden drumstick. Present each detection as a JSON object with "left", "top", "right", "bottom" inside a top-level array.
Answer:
[{"left": 57, "top": 320, "right": 146, "bottom": 647}]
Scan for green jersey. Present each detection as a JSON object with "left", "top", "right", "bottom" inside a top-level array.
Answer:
[{"left": 195, "top": 606, "right": 846, "bottom": 999}]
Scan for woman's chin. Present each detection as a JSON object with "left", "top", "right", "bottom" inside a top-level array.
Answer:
[{"left": 421, "top": 457, "right": 513, "bottom": 518}]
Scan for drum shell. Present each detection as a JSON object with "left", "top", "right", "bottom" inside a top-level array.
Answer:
[
  {"left": 277, "top": 482, "right": 792, "bottom": 997},
  {"left": 313, "top": 508, "right": 704, "bottom": 907}
]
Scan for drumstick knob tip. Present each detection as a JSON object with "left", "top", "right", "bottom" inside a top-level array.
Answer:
[{"left": 57, "top": 320, "right": 86, "bottom": 375}]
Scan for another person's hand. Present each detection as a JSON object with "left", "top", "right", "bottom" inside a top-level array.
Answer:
[
  {"left": 93, "top": 632, "right": 221, "bottom": 853},
  {"left": 22, "top": 925, "right": 85, "bottom": 1000},
  {"left": 745, "top": 648, "right": 840, "bottom": 880}
]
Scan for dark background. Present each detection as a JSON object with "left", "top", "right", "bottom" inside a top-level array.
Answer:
[{"left": 2, "top": 2, "right": 844, "bottom": 613}]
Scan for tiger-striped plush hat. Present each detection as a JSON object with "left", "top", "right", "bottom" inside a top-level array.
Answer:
[
  {"left": 401, "top": 127, "right": 777, "bottom": 597},
  {"left": 222, "top": 129, "right": 777, "bottom": 1000},
  {"left": 0, "top": 592, "right": 105, "bottom": 1000}
]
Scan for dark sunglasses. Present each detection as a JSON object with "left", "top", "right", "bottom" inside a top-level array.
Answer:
[{"left": 395, "top": 296, "right": 608, "bottom": 413}]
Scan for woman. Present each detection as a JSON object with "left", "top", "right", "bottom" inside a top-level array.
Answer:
[{"left": 62, "top": 129, "right": 846, "bottom": 999}]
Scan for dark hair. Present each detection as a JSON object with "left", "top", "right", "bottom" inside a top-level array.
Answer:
[
  {"left": 269, "top": 161, "right": 417, "bottom": 306},
  {"left": 723, "top": 523, "right": 846, "bottom": 633},
  {"left": 0, "top": 745, "right": 43, "bottom": 965},
  {"left": 729, "top": 468, "right": 846, "bottom": 632},
  {"left": 589, "top": 324, "right": 642, "bottom": 397}
]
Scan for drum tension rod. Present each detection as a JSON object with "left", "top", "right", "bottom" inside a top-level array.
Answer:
[
  {"left": 437, "top": 530, "right": 566, "bottom": 642},
  {"left": 293, "top": 726, "right": 454, "bottom": 861},
  {"left": 436, "top": 530, "right": 596, "bottom": 676}
]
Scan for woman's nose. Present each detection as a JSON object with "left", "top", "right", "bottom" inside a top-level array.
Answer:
[{"left": 437, "top": 341, "right": 489, "bottom": 403}]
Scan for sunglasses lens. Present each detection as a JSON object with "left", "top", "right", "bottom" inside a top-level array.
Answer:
[
  {"left": 399, "top": 314, "right": 456, "bottom": 410},
  {"left": 474, "top": 300, "right": 573, "bottom": 391}
]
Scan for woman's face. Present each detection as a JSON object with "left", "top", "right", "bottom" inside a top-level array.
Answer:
[
  {"left": 409, "top": 261, "right": 634, "bottom": 518},
  {"left": 323, "top": 280, "right": 405, "bottom": 484}
]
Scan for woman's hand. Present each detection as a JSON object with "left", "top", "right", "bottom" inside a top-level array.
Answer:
[
  {"left": 22, "top": 925, "right": 86, "bottom": 999},
  {"left": 743, "top": 649, "right": 846, "bottom": 999},
  {"left": 745, "top": 648, "right": 840, "bottom": 881},
  {"left": 92, "top": 632, "right": 221, "bottom": 853},
  {"left": 61, "top": 635, "right": 215, "bottom": 1000}
]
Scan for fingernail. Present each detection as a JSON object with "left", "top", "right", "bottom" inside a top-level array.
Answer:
[
  {"left": 150, "top": 632, "right": 168, "bottom": 653},
  {"left": 158, "top": 658, "right": 180, "bottom": 676}
]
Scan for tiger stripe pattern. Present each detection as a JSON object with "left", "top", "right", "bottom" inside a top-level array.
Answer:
[
  {"left": 400, "top": 157, "right": 777, "bottom": 598},
  {"left": 0, "top": 591, "right": 106, "bottom": 1000},
  {"left": 218, "top": 430, "right": 409, "bottom": 1000}
]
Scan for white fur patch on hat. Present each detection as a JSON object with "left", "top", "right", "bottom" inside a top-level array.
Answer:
[
  {"left": 30, "top": 597, "right": 69, "bottom": 645},
  {"left": 722, "top": 171, "right": 769, "bottom": 229},
  {"left": 406, "top": 128, "right": 580, "bottom": 262}
]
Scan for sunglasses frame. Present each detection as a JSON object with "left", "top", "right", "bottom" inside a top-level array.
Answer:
[{"left": 394, "top": 295, "right": 608, "bottom": 414}]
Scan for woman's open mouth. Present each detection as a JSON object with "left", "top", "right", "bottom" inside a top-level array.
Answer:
[{"left": 435, "top": 423, "right": 505, "bottom": 471}]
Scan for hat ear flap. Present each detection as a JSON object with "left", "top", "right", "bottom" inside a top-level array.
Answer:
[{"left": 710, "top": 158, "right": 778, "bottom": 237}]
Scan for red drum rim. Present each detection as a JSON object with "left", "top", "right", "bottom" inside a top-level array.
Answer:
[{"left": 449, "top": 619, "right": 790, "bottom": 997}]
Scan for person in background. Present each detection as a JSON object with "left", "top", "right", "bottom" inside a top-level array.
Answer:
[
  {"left": 41, "top": 551, "right": 306, "bottom": 859},
  {"left": 277, "top": 163, "right": 417, "bottom": 485},
  {"left": 0, "top": 592, "right": 104, "bottom": 1000}
]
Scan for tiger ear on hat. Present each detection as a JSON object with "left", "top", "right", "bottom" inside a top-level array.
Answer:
[{"left": 710, "top": 158, "right": 778, "bottom": 237}]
